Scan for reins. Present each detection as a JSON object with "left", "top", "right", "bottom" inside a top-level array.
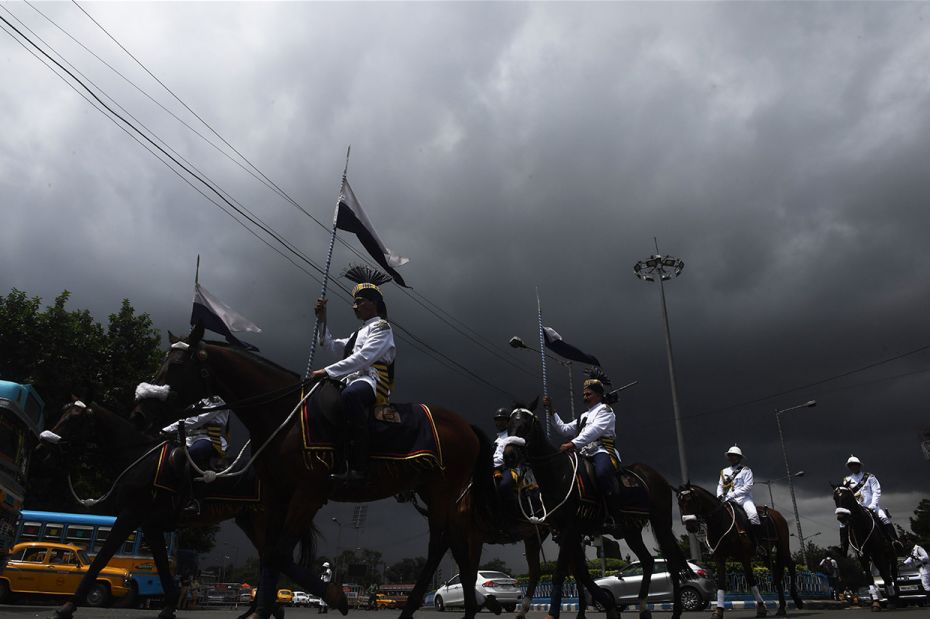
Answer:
[
  {"left": 68, "top": 440, "right": 168, "bottom": 508},
  {"left": 705, "top": 501, "right": 737, "bottom": 554},
  {"left": 517, "top": 450, "right": 580, "bottom": 525}
]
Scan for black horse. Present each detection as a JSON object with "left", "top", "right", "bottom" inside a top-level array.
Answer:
[
  {"left": 505, "top": 406, "right": 688, "bottom": 619},
  {"left": 833, "top": 485, "right": 898, "bottom": 611},
  {"left": 38, "top": 400, "right": 340, "bottom": 619},
  {"left": 676, "top": 483, "right": 802, "bottom": 617}
]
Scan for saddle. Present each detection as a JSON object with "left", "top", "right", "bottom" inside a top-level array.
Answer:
[
  {"left": 728, "top": 502, "right": 776, "bottom": 544},
  {"left": 576, "top": 460, "right": 651, "bottom": 519},
  {"left": 154, "top": 444, "right": 262, "bottom": 503}
]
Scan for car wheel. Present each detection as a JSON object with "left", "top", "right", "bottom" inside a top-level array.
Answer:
[
  {"left": 504, "top": 604, "right": 516, "bottom": 612},
  {"left": 679, "top": 587, "right": 706, "bottom": 611},
  {"left": 86, "top": 583, "right": 111, "bottom": 607},
  {"left": 435, "top": 595, "right": 445, "bottom": 611}
]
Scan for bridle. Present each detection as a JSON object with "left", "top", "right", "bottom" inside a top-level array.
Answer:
[{"left": 677, "top": 486, "right": 734, "bottom": 554}]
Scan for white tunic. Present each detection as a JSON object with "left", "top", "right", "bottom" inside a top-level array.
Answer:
[
  {"left": 843, "top": 471, "right": 882, "bottom": 511},
  {"left": 549, "top": 403, "right": 619, "bottom": 459},
  {"left": 717, "top": 465, "right": 754, "bottom": 502},
  {"left": 162, "top": 397, "right": 229, "bottom": 451},
  {"left": 493, "top": 430, "right": 507, "bottom": 468},
  {"left": 904, "top": 545, "right": 930, "bottom": 590},
  {"left": 321, "top": 316, "right": 396, "bottom": 394}
]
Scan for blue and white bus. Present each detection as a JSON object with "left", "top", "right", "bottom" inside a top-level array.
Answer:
[{"left": 15, "top": 510, "right": 177, "bottom": 600}]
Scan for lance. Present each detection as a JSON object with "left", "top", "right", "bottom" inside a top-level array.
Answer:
[
  {"left": 304, "top": 146, "right": 351, "bottom": 379},
  {"left": 536, "top": 286, "right": 550, "bottom": 440}
]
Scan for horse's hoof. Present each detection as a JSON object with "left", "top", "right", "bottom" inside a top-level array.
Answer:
[
  {"left": 711, "top": 608, "right": 724, "bottom": 619},
  {"left": 605, "top": 608, "right": 619, "bottom": 619},
  {"left": 325, "top": 583, "right": 349, "bottom": 616},
  {"left": 755, "top": 606, "right": 767, "bottom": 618},
  {"left": 51, "top": 602, "right": 75, "bottom": 619},
  {"left": 871, "top": 602, "right": 882, "bottom": 612},
  {"left": 640, "top": 611, "right": 652, "bottom": 619},
  {"left": 158, "top": 611, "right": 177, "bottom": 619},
  {"left": 485, "top": 595, "right": 503, "bottom": 615},
  {"left": 775, "top": 606, "right": 786, "bottom": 617}
]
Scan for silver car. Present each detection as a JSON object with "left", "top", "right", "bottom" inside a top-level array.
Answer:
[
  {"left": 434, "top": 571, "right": 524, "bottom": 612},
  {"left": 591, "top": 559, "right": 714, "bottom": 611}
]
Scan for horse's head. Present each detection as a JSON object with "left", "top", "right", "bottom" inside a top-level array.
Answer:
[
  {"left": 131, "top": 323, "right": 213, "bottom": 430},
  {"left": 832, "top": 483, "right": 857, "bottom": 524},
  {"left": 676, "top": 483, "right": 703, "bottom": 533},
  {"left": 503, "top": 402, "right": 539, "bottom": 468},
  {"left": 37, "top": 399, "right": 101, "bottom": 466}
]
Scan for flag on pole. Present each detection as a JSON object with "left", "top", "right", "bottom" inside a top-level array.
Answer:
[
  {"left": 191, "top": 283, "right": 262, "bottom": 350},
  {"left": 543, "top": 327, "right": 601, "bottom": 366},
  {"left": 334, "top": 178, "right": 410, "bottom": 287}
]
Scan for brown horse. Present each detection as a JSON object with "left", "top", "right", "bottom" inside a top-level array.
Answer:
[
  {"left": 131, "top": 324, "right": 491, "bottom": 619},
  {"left": 833, "top": 485, "right": 898, "bottom": 611},
  {"left": 676, "top": 483, "right": 802, "bottom": 618},
  {"left": 36, "top": 400, "right": 317, "bottom": 619},
  {"left": 505, "top": 407, "right": 688, "bottom": 619}
]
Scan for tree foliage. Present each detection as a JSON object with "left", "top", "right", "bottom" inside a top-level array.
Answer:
[
  {"left": 385, "top": 556, "right": 426, "bottom": 583},
  {"left": 909, "top": 499, "right": 930, "bottom": 546}
]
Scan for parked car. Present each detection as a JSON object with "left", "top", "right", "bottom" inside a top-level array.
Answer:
[
  {"left": 590, "top": 559, "right": 714, "bottom": 611},
  {"left": 0, "top": 542, "right": 133, "bottom": 607},
  {"left": 868, "top": 562, "right": 929, "bottom": 607},
  {"left": 434, "top": 571, "right": 523, "bottom": 612},
  {"left": 293, "top": 590, "right": 315, "bottom": 607},
  {"left": 277, "top": 589, "right": 295, "bottom": 604}
]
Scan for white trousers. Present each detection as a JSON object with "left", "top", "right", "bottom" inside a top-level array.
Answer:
[
  {"left": 918, "top": 567, "right": 930, "bottom": 592},
  {"left": 874, "top": 507, "right": 891, "bottom": 525},
  {"left": 731, "top": 496, "right": 760, "bottom": 524}
]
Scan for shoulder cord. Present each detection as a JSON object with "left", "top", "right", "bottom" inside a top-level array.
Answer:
[
  {"left": 181, "top": 380, "right": 322, "bottom": 483},
  {"left": 517, "top": 451, "right": 580, "bottom": 525},
  {"left": 706, "top": 502, "right": 737, "bottom": 555},
  {"left": 68, "top": 441, "right": 168, "bottom": 507}
]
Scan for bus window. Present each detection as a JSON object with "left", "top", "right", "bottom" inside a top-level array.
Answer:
[
  {"left": 66, "top": 525, "right": 93, "bottom": 550},
  {"left": 122, "top": 531, "right": 137, "bottom": 555},
  {"left": 19, "top": 522, "right": 40, "bottom": 541},
  {"left": 41, "top": 524, "right": 63, "bottom": 542},
  {"left": 92, "top": 527, "right": 110, "bottom": 553}
]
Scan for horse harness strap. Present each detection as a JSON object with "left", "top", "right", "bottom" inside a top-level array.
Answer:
[
  {"left": 720, "top": 465, "right": 743, "bottom": 494},
  {"left": 844, "top": 473, "right": 871, "bottom": 498}
]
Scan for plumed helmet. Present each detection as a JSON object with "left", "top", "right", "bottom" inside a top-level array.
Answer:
[
  {"left": 726, "top": 445, "right": 743, "bottom": 457},
  {"left": 494, "top": 407, "right": 510, "bottom": 420},
  {"left": 846, "top": 455, "right": 861, "bottom": 467},
  {"left": 344, "top": 265, "right": 392, "bottom": 317},
  {"left": 323, "top": 561, "right": 331, "bottom": 568}
]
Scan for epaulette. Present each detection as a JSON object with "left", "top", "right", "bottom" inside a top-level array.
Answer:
[{"left": 372, "top": 319, "right": 391, "bottom": 332}]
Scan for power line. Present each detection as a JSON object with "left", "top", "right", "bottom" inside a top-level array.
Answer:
[
  {"left": 0, "top": 12, "right": 516, "bottom": 399},
  {"left": 65, "top": 0, "right": 537, "bottom": 380}
]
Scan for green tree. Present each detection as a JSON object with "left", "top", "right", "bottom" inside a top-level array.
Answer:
[
  {"left": 479, "top": 558, "right": 510, "bottom": 574},
  {"left": 386, "top": 556, "right": 426, "bottom": 583},
  {"left": 909, "top": 499, "right": 930, "bottom": 546}
]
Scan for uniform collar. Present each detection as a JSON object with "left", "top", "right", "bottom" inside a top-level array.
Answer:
[
  {"left": 848, "top": 471, "right": 864, "bottom": 481},
  {"left": 497, "top": 430, "right": 507, "bottom": 439},
  {"left": 363, "top": 316, "right": 381, "bottom": 327}
]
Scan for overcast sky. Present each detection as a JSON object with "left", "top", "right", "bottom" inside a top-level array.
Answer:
[{"left": 3, "top": 2, "right": 930, "bottom": 573}]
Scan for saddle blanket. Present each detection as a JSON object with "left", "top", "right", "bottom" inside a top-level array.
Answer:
[
  {"left": 576, "top": 461, "right": 651, "bottom": 517},
  {"left": 153, "top": 444, "right": 262, "bottom": 502},
  {"left": 300, "top": 401, "right": 443, "bottom": 468}
]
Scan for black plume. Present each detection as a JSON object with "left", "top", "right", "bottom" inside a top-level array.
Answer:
[
  {"left": 344, "top": 264, "right": 392, "bottom": 286},
  {"left": 585, "top": 366, "right": 612, "bottom": 387}
]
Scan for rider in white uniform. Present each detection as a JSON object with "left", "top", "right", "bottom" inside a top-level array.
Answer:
[
  {"left": 717, "top": 445, "right": 762, "bottom": 541},
  {"left": 842, "top": 455, "right": 901, "bottom": 550}
]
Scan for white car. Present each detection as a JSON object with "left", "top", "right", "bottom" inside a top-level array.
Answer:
[
  {"left": 590, "top": 560, "right": 714, "bottom": 612},
  {"left": 292, "top": 591, "right": 315, "bottom": 607},
  {"left": 434, "top": 571, "right": 523, "bottom": 612}
]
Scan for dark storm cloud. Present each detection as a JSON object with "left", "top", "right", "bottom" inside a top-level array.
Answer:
[{"left": 3, "top": 2, "right": 929, "bottom": 566}]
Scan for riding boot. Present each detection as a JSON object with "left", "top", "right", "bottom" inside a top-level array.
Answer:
[{"left": 332, "top": 431, "right": 368, "bottom": 484}]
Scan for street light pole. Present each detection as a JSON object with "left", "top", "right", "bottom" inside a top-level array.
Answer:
[
  {"left": 775, "top": 400, "right": 817, "bottom": 568},
  {"left": 633, "top": 248, "right": 697, "bottom": 560},
  {"left": 759, "top": 471, "right": 805, "bottom": 509}
]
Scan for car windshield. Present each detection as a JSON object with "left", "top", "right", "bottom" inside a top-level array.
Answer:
[
  {"left": 480, "top": 572, "right": 512, "bottom": 580},
  {"left": 77, "top": 550, "right": 90, "bottom": 565}
]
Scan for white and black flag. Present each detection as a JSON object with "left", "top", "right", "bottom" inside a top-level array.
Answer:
[
  {"left": 334, "top": 178, "right": 410, "bottom": 287},
  {"left": 543, "top": 327, "right": 601, "bottom": 367},
  {"left": 191, "top": 283, "right": 262, "bottom": 350}
]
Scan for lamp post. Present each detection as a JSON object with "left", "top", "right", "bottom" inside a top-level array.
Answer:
[
  {"left": 758, "top": 471, "right": 805, "bottom": 508},
  {"left": 633, "top": 247, "right": 697, "bottom": 560},
  {"left": 775, "top": 400, "right": 817, "bottom": 568},
  {"left": 510, "top": 336, "right": 577, "bottom": 419},
  {"left": 331, "top": 516, "right": 344, "bottom": 578}
]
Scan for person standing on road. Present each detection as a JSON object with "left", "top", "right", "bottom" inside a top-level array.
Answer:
[
  {"left": 819, "top": 555, "right": 840, "bottom": 600},
  {"left": 903, "top": 538, "right": 930, "bottom": 600},
  {"left": 320, "top": 561, "right": 333, "bottom": 613}
]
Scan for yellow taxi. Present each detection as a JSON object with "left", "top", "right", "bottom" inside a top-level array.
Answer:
[
  {"left": 0, "top": 542, "right": 133, "bottom": 606},
  {"left": 277, "top": 589, "right": 294, "bottom": 604}
]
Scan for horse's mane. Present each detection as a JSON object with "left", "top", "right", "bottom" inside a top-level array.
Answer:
[
  {"left": 686, "top": 483, "right": 718, "bottom": 503},
  {"left": 87, "top": 401, "right": 153, "bottom": 439},
  {"left": 204, "top": 340, "right": 301, "bottom": 380}
]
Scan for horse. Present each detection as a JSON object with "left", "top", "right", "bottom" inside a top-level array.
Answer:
[
  {"left": 131, "top": 323, "right": 494, "bottom": 619},
  {"left": 676, "top": 483, "right": 802, "bottom": 618},
  {"left": 36, "top": 399, "right": 329, "bottom": 619},
  {"left": 833, "top": 484, "right": 898, "bottom": 611},
  {"left": 504, "top": 406, "right": 688, "bottom": 619}
]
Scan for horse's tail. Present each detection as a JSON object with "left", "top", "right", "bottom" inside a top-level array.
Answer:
[
  {"left": 469, "top": 425, "right": 498, "bottom": 522},
  {"left": 297, "top": 522, "right": 319, "bottom": 568}
]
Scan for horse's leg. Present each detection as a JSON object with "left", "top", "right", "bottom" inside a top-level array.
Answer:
[
  {"left": 711, "top": 555, "right": 727, "bottom": 619},
  {"left": 544, "top": 536, "right": 571, "bottom": 619},
  {"left": 772, "top": 551, "right": 786, "bottom": 617},
  {"left": 517, "top": 532, "right": 542, "bottom": 619},
  {"left": 575, "top": 558, "right": 587, "bottom": 619},
  {"left": 50, "top": 512, "right": 140, "bottom": 619},
  {"left": 651, "top": 522, "right": 685, "bottom": 619},
  {"left": 862, "top": 557, "right": 881, "bottom": 612},
  {"left": 572, "top": 544, "right": 618, "bottom": 619},
  {"left": 399, "top": 522, "right": 449, "bottom": 619},
  {"left": 743, "top": 555, "right": 766, "bottom": 618},
  {"left": 877, "top": 556, "right": 897, "bottom": 610},
  {"left": 449, "top": 527, "right": 483, "bottom": 619},
  {"left": 141, "top": 524, "right": 181, "bottom": 619},
  {"left": 624, "top": 528, "right": 655, "bottom": 619}
]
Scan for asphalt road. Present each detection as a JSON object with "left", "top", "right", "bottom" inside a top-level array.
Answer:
[{"left": 1, "top": 608, "right": 930, "bottom": 619}]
